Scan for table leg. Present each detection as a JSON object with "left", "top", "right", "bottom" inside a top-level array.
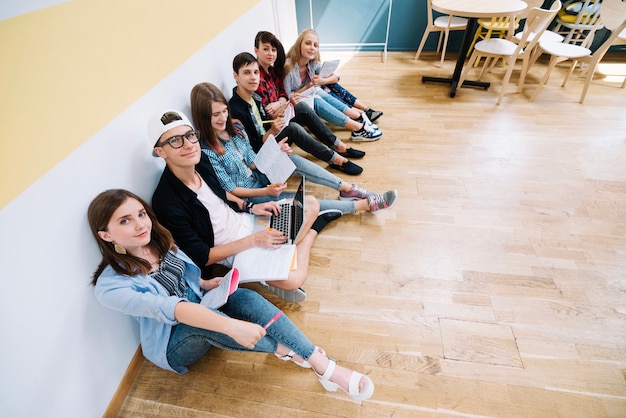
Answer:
[{"left": 422, "top": 17, "right": 491, "bottom": 98}]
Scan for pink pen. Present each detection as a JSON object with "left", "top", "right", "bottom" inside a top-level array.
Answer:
[{"left": 263, "top": 311, "right": 284, "bottom": 329}]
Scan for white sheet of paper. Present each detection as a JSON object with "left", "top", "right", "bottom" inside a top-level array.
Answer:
[
  {"left": 253, "top": 134, "right": 296, "bottom": 184},
  {"left": 319, "top": 59, "right": 340, "bottom": 77},
  {"left": 233, "top": 244, "right": 295, "bottom": 283},
  {"left": 299, "top": 86, "right": 316, "bottom": 109}
]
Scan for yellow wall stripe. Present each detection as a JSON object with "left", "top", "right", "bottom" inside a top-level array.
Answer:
[{"left": 0, "top": 0, "right": 259, "bottom": 209}]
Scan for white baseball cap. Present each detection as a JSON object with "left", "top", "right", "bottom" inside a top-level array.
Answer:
[{"left": 147, "top": 109, "right": 193, "bottom": 157}]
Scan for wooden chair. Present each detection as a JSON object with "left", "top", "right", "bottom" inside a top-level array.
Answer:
[
  {"left": 415, "top": 0, "right": 468, "bottom": 67},
  {"left": 459, "top": 0, "right": 562, "bottom": 105},
  {"left": 530, "top": 0, "right": 626, "bottom": 103},
  {"left": 514, "top": 0, "right": 565, "bottom": 71},
  {"left": 553, "top": 0, "right": 603, "bottom": 45},
  {"left": 468, "top": 16, "right": 521, "bottom": 62},
  {"left": 468, "top": 0, "right": 545, "bottom": 66},
  {"left": 515, "top": 0, "right": 565, "bottom": 45}
]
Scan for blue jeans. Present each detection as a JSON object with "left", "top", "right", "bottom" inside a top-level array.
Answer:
[
  {"left": 166, "top": 287, "right": 316, "bottom": 370},
  {"left": 313, "top": 89, "right": 350, "bottom": 128}
]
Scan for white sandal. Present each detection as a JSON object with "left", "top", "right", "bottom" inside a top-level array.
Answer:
[{"left": 315, "top": 358, "right": 375, "bottom": 402}]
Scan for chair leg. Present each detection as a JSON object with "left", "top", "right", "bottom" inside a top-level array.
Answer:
[
  {"left": 439, "top": 29, "right": 451, "bottom": 68},
  {"left": 579, "top": 55, "right": 604, "bottom": 104},
  {"left": 530, "top": 56, "right": 559, "bottom": 102},
  {"left": 478, "top": 56, "right": 491, "bottom": 80},
  {"left": 621, "top": 77, "right": 626, "bottom": 89},
  {"left": 517, "top": 57, "right": 530, "bottom": 94},
  {"left": 562, "top": 60, "right": 579, "bottom": 87},
  {"left": 527, "top": 46, "right": 543, "bottom": 73},
  {"left": 497, "top": 56, "right": 516, "bottom": 105},
  {"left": 415, "top": 28, "right": 433, "bottom": 60},
  {"left": 459, "top": 51, "right": 478, "bottom": 88},
  {"left": 436, "top": 31, "right": 444, "bottom": 53},
  {"left": 481, "top": 56, "right": 499, "bottom": 78},
  {"left": 579, "top": 64, "right": 597, "bottom": 104}
]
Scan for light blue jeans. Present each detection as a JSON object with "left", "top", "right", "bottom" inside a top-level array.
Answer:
[
  {"left": 166, "top": 287, "right": 316, "bottom": 369},
  {"left": 249, "top": 155, "right": 357, "bottom": 214},
  {"left": 313, "top": 89, "right": 351, "bottom": 128}
]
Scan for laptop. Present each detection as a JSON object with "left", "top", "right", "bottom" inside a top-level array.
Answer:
[{"left": 253, "top": 176, "right": 305, "bottom": 244}]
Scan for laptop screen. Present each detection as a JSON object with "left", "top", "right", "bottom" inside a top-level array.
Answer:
[{"left": 290, "top": 176, "right": 305, "bottom": 242}]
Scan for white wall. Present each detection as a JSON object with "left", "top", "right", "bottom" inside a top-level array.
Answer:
[{"left": 0, "top": 1, "right": 296, "bottom": 416}]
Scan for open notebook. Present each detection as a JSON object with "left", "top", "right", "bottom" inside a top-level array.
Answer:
[{"left": 199, "top": 268, "right": 239, "bottom": 309}]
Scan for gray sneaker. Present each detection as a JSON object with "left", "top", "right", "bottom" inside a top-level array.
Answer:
[
  {"left": 264, "top": 284, "right": 306, "bottom": 303},
  {"left": 339, "top": 184, "right": 378, "bottom": 201},
  {"left": 368, "top": 190, "right": 398, "bottom": 212}
]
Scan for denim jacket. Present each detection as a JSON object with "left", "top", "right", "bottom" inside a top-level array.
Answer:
[
  {"left": 283, "top": 60, "right": 322, "bottom": 97},
  {"left": 94, "top": 249, "right": 202, "bottom": 373}
]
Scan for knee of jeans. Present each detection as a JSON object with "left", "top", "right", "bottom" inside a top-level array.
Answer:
[
  {"left": 295, "top": 102, "right": 312, "bottom": 114},
  {"left": 167, "top": 335, "right": 212, "bottom": 368},
  {"left": 284, "top": 124, "right": 304, "bottom": 140}
]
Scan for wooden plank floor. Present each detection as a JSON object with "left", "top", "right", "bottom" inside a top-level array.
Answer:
[{"left": 118, "top": 51, "right": 626, "bottom": 417}]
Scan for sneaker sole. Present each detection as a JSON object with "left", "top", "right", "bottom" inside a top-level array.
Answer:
[
  {"left": 350, "top": 135, "right": 382, "bottom": 142},
  {"left": 265, "top": 285, "right": 306, "bottom": 303}
]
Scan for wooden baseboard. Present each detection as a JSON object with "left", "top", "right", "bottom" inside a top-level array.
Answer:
[{"left": 102, "top": 345, "right": 144, "bottom": 418}]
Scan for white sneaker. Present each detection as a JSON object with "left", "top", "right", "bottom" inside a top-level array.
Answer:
[
  {"left": 359, "top": 112, "right": 378, "bottom": 130},
  {"left": 351, "top": 126, "right": 382, "bottom": 142}
]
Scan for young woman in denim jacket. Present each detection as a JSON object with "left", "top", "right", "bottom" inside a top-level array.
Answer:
[{"left": 87, "top": 189, "right": 374, "bottom": 401}]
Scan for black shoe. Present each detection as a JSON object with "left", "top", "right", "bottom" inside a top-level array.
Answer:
[
  {"left": 365, "top": 108, "right": 383, "bottom": 122},
  {"left": 329, "top": 160, "right": 363, "bottom": 175},
  {"left": 338, "top": 147, "right": 366, "bottom": 159},
  {"left": 311, "top": 209, "right": 343, "bottom": 233}
]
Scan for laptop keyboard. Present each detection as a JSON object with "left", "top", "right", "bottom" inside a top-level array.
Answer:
[{"left": 271, "top": 202, "right": 292, "bottom": 238}]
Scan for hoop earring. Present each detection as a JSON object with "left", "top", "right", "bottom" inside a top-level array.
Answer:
[{"left": 114, "top": 243, "right": 127, "bottom": 255}]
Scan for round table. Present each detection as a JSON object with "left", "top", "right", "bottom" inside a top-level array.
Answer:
[{"left": 422, "top": 0, "right": 528, "bottom": 97}]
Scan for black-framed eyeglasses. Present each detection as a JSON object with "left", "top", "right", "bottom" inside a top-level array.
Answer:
[{"left": 157, "top": 130, "right": 199, "bottom": 149}]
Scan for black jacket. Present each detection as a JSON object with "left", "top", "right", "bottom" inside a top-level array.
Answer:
[
  {"left": 228, "top": 87, "right": 268, "bottom": 153},
  {"left": 151, "top": 154, "right": 242, "bottom": 278}
]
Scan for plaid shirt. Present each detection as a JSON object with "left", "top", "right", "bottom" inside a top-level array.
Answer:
[
  {"left": 257, "top": 65, "right": 289, "bottom": 109},
  {"left": 200, "top": 128, "right": 264, "bottom": 193}
]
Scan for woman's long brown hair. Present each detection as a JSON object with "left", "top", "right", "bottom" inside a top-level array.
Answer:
[
  {"left": 87, "top": 189, "right": 175, "bottom": 285},
  {"left": 190, "top": 82, "right": 243, "bottom": 155}
]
